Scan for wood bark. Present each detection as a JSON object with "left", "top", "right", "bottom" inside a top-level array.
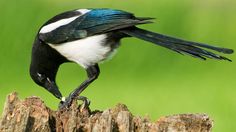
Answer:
[{"left": 0, "top": 92, "right": 213, "bottom": 132}]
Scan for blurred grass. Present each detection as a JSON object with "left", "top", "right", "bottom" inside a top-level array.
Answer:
[{"left": 0, "top": 0, "right": 236, "bottom": 131}]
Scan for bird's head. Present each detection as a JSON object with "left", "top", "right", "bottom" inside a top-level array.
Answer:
[
  {"left": 29, "top": 36, "right": 66, "bottom": 99},
  {"left": 29, "top": 64, "right": 62, "bottom": 100}
]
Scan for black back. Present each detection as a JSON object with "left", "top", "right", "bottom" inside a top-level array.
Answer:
[{"left": 38, "top": 9, "right": 153, "bottom": 44}]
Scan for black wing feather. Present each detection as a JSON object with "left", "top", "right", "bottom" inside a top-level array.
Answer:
[{"left": 39, "top": 9, "right": 152, "bottom": 44}]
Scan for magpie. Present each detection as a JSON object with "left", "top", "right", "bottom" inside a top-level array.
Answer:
[{"left": 30, "top": 8, "right": 233, "bottom": 109}]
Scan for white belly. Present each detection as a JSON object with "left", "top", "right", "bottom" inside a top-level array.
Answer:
[{"left": 48, "top": 34, "right": 114, "bottom": 68}]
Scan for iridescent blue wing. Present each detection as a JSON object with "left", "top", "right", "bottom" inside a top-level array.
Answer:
[{"left": 39, "top": 9, "right": 153, "bottom": 44}]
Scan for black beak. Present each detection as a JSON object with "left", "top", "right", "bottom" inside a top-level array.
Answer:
[{"left": 44, "top": 79, "right": 63, "bottom": 100}]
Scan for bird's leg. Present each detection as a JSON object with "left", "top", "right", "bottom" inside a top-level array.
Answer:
[{"left": 59, "top": 64, "right": 100, "bottom": 110}]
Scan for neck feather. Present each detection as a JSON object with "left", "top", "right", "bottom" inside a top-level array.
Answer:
[{"left": 30, "top": 37, "right": 67, "bottom": 80}]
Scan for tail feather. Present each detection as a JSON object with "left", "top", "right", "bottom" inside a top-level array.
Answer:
[
  {"left": 121, "top": 27, "right": 233, "bottom": 61},
  {"left": 143, "top": 30, "right": 234, "bottom": 54},
  {"left": 135, "top": 17, "right": 155, "bottom": 21}
]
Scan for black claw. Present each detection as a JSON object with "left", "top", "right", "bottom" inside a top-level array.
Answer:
[
  {"left": 58, "top": 96, "right": 73, "bottom": 110},
  {"left": 58, "top": 96, "right": 91, "bottom": 110},
  {"left": 76, "top": 96, "right": 91, "bottom": 109}
]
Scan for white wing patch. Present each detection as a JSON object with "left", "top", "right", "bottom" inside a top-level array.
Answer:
[
  {"left": 76, "top": 9, "right": 91, "bottom": 14},
  {"left": 39, "top": 16, "right": 79, "bottom": 33},
  {"left": 39, "top": 9, "right": 91, "bottom": 34},
  {"left": 48, "top": 34, "right": 113, "bottom": 68}
]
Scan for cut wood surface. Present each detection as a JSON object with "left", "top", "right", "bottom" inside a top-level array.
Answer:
[{"left": 0, "top": 92, "right": 213, "bottom": 132}]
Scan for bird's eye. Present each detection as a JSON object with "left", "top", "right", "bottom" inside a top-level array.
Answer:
[{"left": 37, "top": 73, "right": 46, "bottom": 82}]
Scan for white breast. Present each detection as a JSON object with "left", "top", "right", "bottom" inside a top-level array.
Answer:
[{"left": 48, "top": 34, "right": 114, "bottom": 68}]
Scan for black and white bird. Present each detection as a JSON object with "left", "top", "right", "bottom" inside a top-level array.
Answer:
[{"left": 30, "top": 8, "right": 233, "bottom": 109}]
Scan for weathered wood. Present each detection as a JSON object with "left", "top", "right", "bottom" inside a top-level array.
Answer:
[{"left": 0, "top": 93, "right": 213, "bottom": 132}]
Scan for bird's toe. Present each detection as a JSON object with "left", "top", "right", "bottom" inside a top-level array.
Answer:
[
  {"left": 58, "top": 96, "right": 91, "bottom": 111},
  {"left": 76, "top": 96, "right": 91, "bottom": 111}
]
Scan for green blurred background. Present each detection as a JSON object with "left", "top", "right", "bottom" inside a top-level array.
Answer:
[{"left": 0, "top": 0, "right": 235, "bottom": 131}]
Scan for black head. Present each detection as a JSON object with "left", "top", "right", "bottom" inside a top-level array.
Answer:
[
  {"left": 30, "top": 36, "right": 68, "bottom": 99},
  {"left": 30, "top": 69, "right": 62, "bottom": 99}
]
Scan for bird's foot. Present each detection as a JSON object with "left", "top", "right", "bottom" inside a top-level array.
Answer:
[
  {"left": 76, "top": 96, "right": 90, "bottom": 112},
  {"left": 58, "top": 95, "right": 90, "bottom": 111},
  {"left": 58, "top": 96, "right": 72, "bottom": 110}
]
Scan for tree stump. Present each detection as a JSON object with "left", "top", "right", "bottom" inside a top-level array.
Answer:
[{"left": 0, "top": 92, "right": 213, "bottom": 132}]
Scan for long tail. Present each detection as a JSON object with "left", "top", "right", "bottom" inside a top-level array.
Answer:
[{"left": 120, "top": 27, "right": 234, "bottom": 61}]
